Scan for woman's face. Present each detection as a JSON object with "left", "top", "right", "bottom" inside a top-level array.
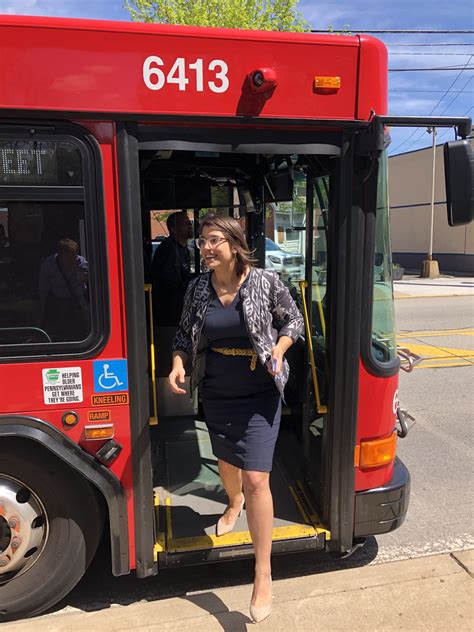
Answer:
[{"left": 199, "top": 226, "right": 236, "bottom": 271}]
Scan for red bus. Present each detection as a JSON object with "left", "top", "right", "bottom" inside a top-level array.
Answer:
[{"left": 0, "top": 16, "right": 472, "bottom": 621}]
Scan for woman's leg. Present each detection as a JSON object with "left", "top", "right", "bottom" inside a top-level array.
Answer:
[
  {"left": 242, "top": 470, "right": 273, "bottom": 607},
  {"left": 218, "top": 459, "right": 244, "bottom": 525}
]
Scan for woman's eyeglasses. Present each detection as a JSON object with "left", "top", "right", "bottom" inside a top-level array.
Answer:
[{"left": 195, "top": 236, "right": 227, "bottom": 249}]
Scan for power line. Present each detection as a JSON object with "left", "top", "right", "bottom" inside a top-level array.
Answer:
[
  {"left": 389, "top": 89, "right": 473, "bottom": 93},
  {"left": 390, "top": 52, "right": 474, "bottom": 55},
  {"left": 389, "top": 66, "right": 474, "bottom": 71},
  {"left": 436, "top": 76, "right": 473, "bottom": 116},
  {"left": 390, "top": 54, "right": 473, "bottom": 153},
  {"left": 311, "top": 29, "right": 474, "bottom": 34},
  {"left": 388, "top": 43, "right": 474, "bottom": 47}
]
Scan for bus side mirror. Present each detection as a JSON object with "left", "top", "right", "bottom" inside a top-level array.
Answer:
[{"left": 444, "top": 140, "right": 474, "bottom": 227}]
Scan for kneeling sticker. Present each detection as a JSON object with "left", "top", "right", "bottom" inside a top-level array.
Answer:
[{"left": 42, "top": 367, "right": 83, "bottom": 405}]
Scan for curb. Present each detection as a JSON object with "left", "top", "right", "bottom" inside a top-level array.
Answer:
[{"left": 2, "top": 551, "right": 473, "bottom": 631}]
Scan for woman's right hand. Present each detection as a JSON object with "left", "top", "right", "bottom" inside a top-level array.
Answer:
[{"left": 169, "top": 366, "right": 187, "bottom": 395}]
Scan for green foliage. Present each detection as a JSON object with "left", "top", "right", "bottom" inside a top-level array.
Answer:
[{"left": 125, "top": 0, "right": 310, "bottom": 32}]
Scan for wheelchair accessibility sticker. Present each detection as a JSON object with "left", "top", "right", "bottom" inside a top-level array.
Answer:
[{"left": 93, "top": 360, "right": 128, "bottom": 393}]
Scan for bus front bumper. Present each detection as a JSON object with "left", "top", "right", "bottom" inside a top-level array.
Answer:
[{"left": 354, "top": 457, "right": 410, "bottom": 537}]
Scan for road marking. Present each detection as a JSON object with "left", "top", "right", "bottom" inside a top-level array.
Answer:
[
  {"left": 416, "top": 360, "right": 473, "bottom": 369},
  {"left": 395, "top": 293, "right": 474, "bottom": 299},
  {"left": 397, "top": 328, "right": 474, "bottom": 369},
  {"left": 396, "top": 342, "right": 474, "bottom": 359},
  {"left": 398, "top": 328, "right": 474, "bottom": 338}
]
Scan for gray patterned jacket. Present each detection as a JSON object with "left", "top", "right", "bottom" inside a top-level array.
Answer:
[{"left": 172, "top": 267, "right": 304, "bottom": 399}]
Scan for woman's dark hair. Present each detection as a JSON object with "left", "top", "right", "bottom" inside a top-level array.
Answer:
[{"left": 199, "top": 214, "right": 256, "bottom": 276}]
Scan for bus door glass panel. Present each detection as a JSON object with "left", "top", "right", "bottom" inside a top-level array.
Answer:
[
  {"left": 305, "top": 175, "right": 329, "bottom": 449},
  {"left": 372, "top": 151, "right": 397, "bottom": 363},
  {"left": 263, "top": 169, "right": 305, "bottom": 414},
  {"left": 264, "top": 169, "right": 305, "bottom": 288},
  {"left": 0, "top": 139, "right": 92, "bottom": 348},
  {"left": 265, "top": 170, "right": 329, "bottom": 390}
]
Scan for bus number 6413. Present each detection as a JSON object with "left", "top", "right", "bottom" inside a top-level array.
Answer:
[{"left": 143, "top": 56, "right": 229, "bottom": 93}]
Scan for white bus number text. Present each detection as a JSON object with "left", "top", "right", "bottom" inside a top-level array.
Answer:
[{"left": 143, "top": 56, "right": 229, "bottom": 93}]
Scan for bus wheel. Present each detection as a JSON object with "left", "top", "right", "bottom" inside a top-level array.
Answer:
[{"left": 0, "top": 441, "right": 104, "bottom": 621}]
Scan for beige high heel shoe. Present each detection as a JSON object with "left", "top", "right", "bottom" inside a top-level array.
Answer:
[
  {"left": 216, "top": 496, "right": 245, "bottom": 537},
  {"left": 249, "top": 577, "right": 272, "bottom": 623}
]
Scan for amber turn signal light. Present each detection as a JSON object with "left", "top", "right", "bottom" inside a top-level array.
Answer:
[
  {"left": 84, "top": 424, "right": 114, "bottom": 440},
  {"left": 356, "top": 431, "right": 397, "bottom": 469},
  {"left": 313, "top": 76, "right": 341, "bottom": 94}
]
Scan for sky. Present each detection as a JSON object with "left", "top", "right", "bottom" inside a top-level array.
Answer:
[{"left": 0, "top": 0, "right": 472, "bottom": 155}]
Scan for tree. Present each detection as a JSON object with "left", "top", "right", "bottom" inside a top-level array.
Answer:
[{"left": 125, "top": 0, "right": 310, "bottom": 32}]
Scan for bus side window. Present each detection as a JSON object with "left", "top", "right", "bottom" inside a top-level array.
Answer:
[{"left": 0, "top": 136, "right": 102, "bottom": 353}]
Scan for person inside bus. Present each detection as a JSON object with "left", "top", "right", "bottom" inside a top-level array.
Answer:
[
  {"left": 38, "top": 238, "right": 90, "bottom": 341},
  {"left": 169, "top": 214, "right": 303, "bottom": 623},
  {"left": 0, "top": 224, "right": 15, "bottom": 295},
  {"left": 151, "top": 210, "right": 193, "bottom": 325}
]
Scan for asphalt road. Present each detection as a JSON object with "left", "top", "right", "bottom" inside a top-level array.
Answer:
[
  {"left": 379, "top": 295, "right": 474, "bottom": 562},
  {"left": 40, "top": 295, "right": 474, "bottom": 615}
]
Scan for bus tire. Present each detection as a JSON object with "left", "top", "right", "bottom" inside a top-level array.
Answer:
[{"left": 0, "top": 439, "right": 104, "bottom": 621}]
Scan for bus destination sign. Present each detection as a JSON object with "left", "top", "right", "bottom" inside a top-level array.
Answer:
[{"left": 0, "top": 141, "right": 57, "bottom": 185}]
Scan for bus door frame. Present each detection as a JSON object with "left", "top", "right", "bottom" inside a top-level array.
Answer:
[
  {"left": 128, "top": 117, "right": 374, "bottom": 559},
  {"left": 322, "top": 129, "right": 370, "bottom": 553},
  {"left": 116, "top": 123, "right": 157, "bottom": 578}
]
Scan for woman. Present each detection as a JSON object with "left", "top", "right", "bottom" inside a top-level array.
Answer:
[{"left": 169, "top": 214, "right": 303, "bottom": 623}]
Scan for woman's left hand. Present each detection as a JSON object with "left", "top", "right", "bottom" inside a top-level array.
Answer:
[{"left": 268, "top": 346, "right": 284, "bottom": 376}]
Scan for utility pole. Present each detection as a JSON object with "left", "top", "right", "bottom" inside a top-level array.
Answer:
[{"left": 421, "top": 127, "right": 440, "bottom": 278}]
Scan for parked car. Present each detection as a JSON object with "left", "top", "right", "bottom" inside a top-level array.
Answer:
[{"left": 265, "top": 238, "right": 304, "bottom": 277}]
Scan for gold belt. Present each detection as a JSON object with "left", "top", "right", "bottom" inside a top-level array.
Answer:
[{"left": 211, "top": 347, "right": 258, "bottom": 371}]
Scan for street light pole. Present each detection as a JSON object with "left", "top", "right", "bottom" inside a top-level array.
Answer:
[
  {"left": 422, "top": 127, "right": 440, "bottom": 278},
  {"left": 428, "top": 126, "right": 436, "bottom": 260}
]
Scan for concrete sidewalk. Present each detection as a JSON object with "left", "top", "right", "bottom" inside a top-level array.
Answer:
[
  {"left": 3, "top": 550, "right": 473, "bottom": 631},
  {"left": 394, "top": 275, "right": 474, "bottom": 299}
]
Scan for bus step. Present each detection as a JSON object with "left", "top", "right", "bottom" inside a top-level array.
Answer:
[{"left": 152, "top": 418, "right": 329, "bottom": 562}]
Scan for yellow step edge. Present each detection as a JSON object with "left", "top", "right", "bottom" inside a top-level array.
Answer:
[
  {"left": 168, "top": 524, "right": 318, "bottom": 554},
  {"left": 157, "top": 480, "right": 330, "bottom": 554}
]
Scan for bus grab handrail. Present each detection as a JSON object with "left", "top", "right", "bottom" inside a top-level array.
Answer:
[
  {"left": 144, "top": 284, "right": 158, "bottom": 426},
  {"left": 299, "top": 280, "right": 327, "bottom": 415}
]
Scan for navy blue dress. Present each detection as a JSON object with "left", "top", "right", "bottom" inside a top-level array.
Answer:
[{"left": 202, "top": 280, "right": 281, "bottom": 472}]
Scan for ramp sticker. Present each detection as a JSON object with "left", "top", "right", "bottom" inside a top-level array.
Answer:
[
  {"left": 93, "top": 359, "right": 128, "bottom": 393},
  {"left": 88, "top": 410, "right": 111, "bottom": 422},
  {"left": 42, "top": 367, "right": 83, "bottom": 405}
]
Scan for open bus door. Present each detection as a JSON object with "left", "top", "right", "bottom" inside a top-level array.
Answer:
[
  {"left": 117, "top": 120, "right": 375, "bottom": 569},
  {"left": 134, "top": 126, "right": 337, "bottom": 567}
]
